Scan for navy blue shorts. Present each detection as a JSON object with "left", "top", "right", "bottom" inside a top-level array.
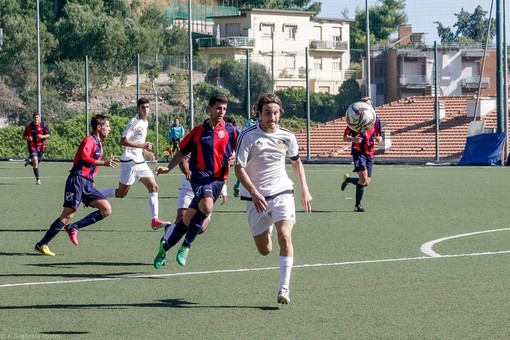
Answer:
[
  {"left": 189, "top": 175, "right": 224, "bottom": 210},
  {"left": 28, "top": 149, "right": 44, "bottom": 161},
  {"left": 63, "top": 175, "right": 106, "bottom": 209},
  {"left": 352, "top": 153, "right": 373, "bottom": 177}
]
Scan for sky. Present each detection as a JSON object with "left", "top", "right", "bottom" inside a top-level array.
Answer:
[{"left": 318, "top": 0, "right": 508, "bottom": 44}]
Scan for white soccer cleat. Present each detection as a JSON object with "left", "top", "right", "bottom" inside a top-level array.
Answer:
[{"left": 277, "top": 287, "right": 290, "bottom": 305}]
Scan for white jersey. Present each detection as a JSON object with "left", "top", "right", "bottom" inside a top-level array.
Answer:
[
  {"left": 120, "top": 114, "right": 148, "bottom": 163},
  {"left": 235, "top": 124, "right": 299, "bottom": 198}
]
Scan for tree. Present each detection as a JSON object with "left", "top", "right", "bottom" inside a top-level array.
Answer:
[
  {"left": 213, "top": 59, "right": 273, "bottom": 112},
  {"left": 435, "top": 6, "right": 495, "bottom": 44},
  {"left": 234, "top": 0, "right": 321, "bottom": 13},
  {"left": 349, "top": 0, "right": 407, "bottom": 52},
  {"left": 335, "top": 78, "right": 362, "bottom": 117}
]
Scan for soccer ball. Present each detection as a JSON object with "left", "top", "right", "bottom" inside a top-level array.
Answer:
[{"left": 345, "top": 101, "right": 376, "bottom": 132}]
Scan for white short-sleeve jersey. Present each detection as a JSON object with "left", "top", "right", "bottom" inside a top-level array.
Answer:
[
  {"left": 120, "top": 114, "right": 148, "bottom": 163},
  {"left": 235, "top": 124, "right": 299, "bottom": 198}
]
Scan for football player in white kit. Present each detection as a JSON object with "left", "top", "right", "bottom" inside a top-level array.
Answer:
[
  {"left": 234, "top": 93, "right": 312, "bottom": 305},
  {"left": 100, "top": 97, "right": 168, "bottom": 230}
]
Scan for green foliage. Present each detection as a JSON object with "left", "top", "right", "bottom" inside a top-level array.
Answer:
[
  {"left": 213, "top": 59, "right": 273, "bottom": 109},
  {"left": 350, "top": 0, "right": 407, "bottom": 51},
  {"left": 0, "top": 125, "right": 25, "bottom": 158},
  {"left": 49, "top": 60, "right": 86, "bottom": 99},
  {"left": 236, "top": 0, "right": 321, "bottom": 12},
  {"left": 0, "top": 113, "right": 170, "bottom": 160},
  {"left": 435, "top": 5, "right": 495, "bottom": 44},
  {"left": 336, "top": 78, "right": 362, "bottom": 116}
]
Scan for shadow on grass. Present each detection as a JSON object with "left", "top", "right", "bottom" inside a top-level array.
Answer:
[
  {"left": 0, "top": 298, "right": 279, "bottom": 311},
  {"left": 0, "top": 272, "right": 145, "bottom": 279},
  {"left": 0, "top": 229, "right": 46, "bottom": 232},
  {"left": 28, "top": 261, "right": 148, "bottom": 267},
  {"left": 41, "top": 331, "right": 89, "bottom": 335}
]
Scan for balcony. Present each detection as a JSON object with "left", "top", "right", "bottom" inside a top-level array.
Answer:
[
  {"left": 399, "top": 50, "right": 428, "bottom": 58},
  {"left": 462, "top": 50, "right": 485, "bottom": 58},
  {"left": 196, "top": 37, "right": 255, "bottom": 49},
  {"left": 399, "top": 75, "right": 431, "bottom": 88},
  {"left": 309, "top": 40, "right": 348, "bottom": 52},
  {"left": 462, "top": 76, "right": 490, "bottom": 89}
]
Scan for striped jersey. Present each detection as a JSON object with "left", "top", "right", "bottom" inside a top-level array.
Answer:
[
  {"left": 23, "top": 122, "right": 50, "bottom": 152},
  {"left": 344, "top": 118, "right": 382, "bottom": 157},
  {"left": 179, "top": 119, "right": 239, "bottom": 181},
  {"left": 69, "top": 133, "right": 103, "bottom": 182}
]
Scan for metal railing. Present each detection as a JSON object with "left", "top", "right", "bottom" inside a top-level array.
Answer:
[
  {"left": 399, "top": 75, "right": 431, "bottom": 86},
  {"left": 309, "top": 40, "right": 348, "bottom": 51},
  {"left": 462, "top": 76, "right": 490, "bottom": 88},
  {"left": 197, "top": 37, "right": 255, "bottom": 48}
]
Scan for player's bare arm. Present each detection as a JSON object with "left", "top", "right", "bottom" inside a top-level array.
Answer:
[
  {"left": 154, "top": 150, "right": 185, "bottom": 175},
  {"left": 291, "top": 158, "right": 312, "bottom": 213}
]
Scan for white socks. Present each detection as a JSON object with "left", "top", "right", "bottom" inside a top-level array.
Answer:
[
  {"left": 279, "top": 256, "right": 293, "bottom": 290},
  {"left": 148, "top": 192, "right": 159, "bottom": 219}
]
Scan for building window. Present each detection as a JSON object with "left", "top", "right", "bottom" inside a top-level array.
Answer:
[
  {"left": 285, "top": 56, "right": 296, "bottom": 70},
  {"left": 332, "top": 27, "right": 342, "bottom": 44},
  {"left": 314, "top": 57, "right": 322, "bottom": 70},
  {"left": 225, "top": 23, "right": 241, "bottom": 36},
  {"left": 313, "top": 26, "right": 322, "bottom": 40},
  {"left": 332, "top": 57, "right": 341, "bottom": 71},
  {"left": 284, "top": 25, "right": 297, "bottom": 40},
  {"left": 261, "top": 25, "right": 273, "bottom": 39}
]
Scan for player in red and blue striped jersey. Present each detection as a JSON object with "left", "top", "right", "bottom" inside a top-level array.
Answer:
[
  {"left": 152, "top": 94, "right": 239, "bottom": 268},
  {"left": 22, "top": 112, "right": 51, "bottom": 185},
  {"left": 341, "top": 97, "right": 382, "bottom": 212},
  {"left": 34, "top": 114, "right": 118, "bottom": 256}
]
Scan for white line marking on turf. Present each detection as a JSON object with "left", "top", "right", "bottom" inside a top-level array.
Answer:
[
  {"left": 2, "top": 250, "right": 510, "bottom": 289},
  {"left": 420, "top": 227, "right": 510, "bottom": 257}
]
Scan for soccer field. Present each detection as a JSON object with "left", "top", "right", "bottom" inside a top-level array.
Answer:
[{"left": 1, "top": 161, "right": 510, "bottom": 339}]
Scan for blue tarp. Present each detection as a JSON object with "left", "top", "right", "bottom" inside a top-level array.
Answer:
[{"left": 459, "top": 132, "right": 506, "bottom": 165}]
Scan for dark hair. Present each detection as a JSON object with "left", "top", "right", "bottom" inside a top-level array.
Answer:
[
  {"left": 224, "top": 116, "right": 236, "bottom": 126},
  {"left": 208, "top": 94, "right": 228, "bottom": 107},
  {"left": 91, "top": 114, "right": 109, "bottom": 130},
  {"left": 256, "top": 93, "right": 285, "bottom": 114},
  {"left": 137, "top": 97, "right": 150, "bottom": 107},
  {"left": 33, "top": 112, "right": 40, "bottom": 118}
]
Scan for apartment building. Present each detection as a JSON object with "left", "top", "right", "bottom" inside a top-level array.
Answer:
[
  {"left": 372, "top": 25, "right": 495, "bottom": 104},
  {"left": 196, "top": 8, "right": 352, "bottom": 95}
]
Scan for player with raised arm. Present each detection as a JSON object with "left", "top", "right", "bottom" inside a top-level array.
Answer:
[{"left": 341, "top": 97, "right": 382, "bottom": 212}]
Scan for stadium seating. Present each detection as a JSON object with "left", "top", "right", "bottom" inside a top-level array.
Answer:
[{"left": 294, "top": 95, "right": 504, "bottom": 161}]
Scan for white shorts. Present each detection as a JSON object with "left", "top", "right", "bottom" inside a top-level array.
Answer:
[
  {"left": 119, "top": 161, "right": 154, "bottom": 186},
  {"left": 245, "top": 193, "right": 295, "bottom": 236},
  {"left": 177, "top": 177, "right": 194, "bottom": 209}
]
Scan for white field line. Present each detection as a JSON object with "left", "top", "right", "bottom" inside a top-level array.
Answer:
[
  {"left": 420, "top": 227, "right": 510, "bottom": 257},
  {"left": 2, "top": 250, "right": 510, "bottom": 289}
]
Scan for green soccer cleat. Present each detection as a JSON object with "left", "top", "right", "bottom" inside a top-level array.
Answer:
[
  {"left": 341, "top": 173, "right": 350, "bottom": 191},
  {"left": 153, "top": 241, "right": 168, "bottom": 269},
  {"left": 176, "top": 245, "right": 189, "bottom": 266}
]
